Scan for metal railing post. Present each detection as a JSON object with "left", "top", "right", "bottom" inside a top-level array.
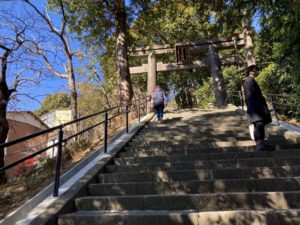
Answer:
[
  {"left": 126, "top": 105, "right": 129, "bottom": 133},
  {"left": 270, "top": 95, "right": 280, "bottom": 125},
  {"left": 239, "top": 91, "right": 244, "bottom": 112},
  {"left": 229, "top": 93, "right": 233, "bottom": 105},
  {"left": 53, "top": 126, "right": 63, "bottom": 197},
  {"left": 138, "top": 100, "right": 141, "bottom": 122},
  {"left": 226, "top": 92, "right": 231, "bottom": 105},
  {"left": 104, "top": 111, "right": 108, "bottom": 153}
]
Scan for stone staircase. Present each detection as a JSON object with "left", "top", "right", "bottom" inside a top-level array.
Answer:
[{"left": 58, "top": 109, "right": 300, "bottom": 225}]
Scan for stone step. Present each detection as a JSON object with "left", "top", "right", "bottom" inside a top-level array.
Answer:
[
  {"left": 127, "top": 139, "right": 257, "bottom": 148},
  {"left": 149, "top": 117, "right": 248, "bottom": 123},
  {"left": 142, "top": 123, "right": 283, "bottom": 129},
  {"left": 144, "top": 124, "right": 250, "bottom": 130},
  {"left": 89, "top": 177, "right": 300, "bottom": 196},
  {"left": 135, "top": 129, "right": 273, "bottom": 137},
  {"left": 114, "top": 149, "right": 300, "bottom": 165},
  {"left": 98, "top": 166, "right": 300, "bottom": 183},
  {"left": 120, "top": 146, "right": 300, "bottom": 157},
  {"left": 140, "top": 127, "right": 250, "bottom": 134},
  {"left": 74, "top": 191, "right": 300, "bottom": 211},
  {"left": 133, "top": 132, "right": 252, "bottom": 140},
  {"left": 129, "top": 136, "right": 254, "bottom": 144},
  {"left": 145, "top": 124, "right": 249, "bottom": 130},
  {"left": 58, "top": 209, "right": 300, "bottom": 225},
  {"left": 135, "top": 127, "right": 288, "bottom": 138},
  {"left": 124, "top": 141, "right": 300, "bottom": 152},
  {"left": 133, "top": 132, "right": 252, "bottom": 137},
  {"left": 56, "top": 108, "right": 300, "bottom": 225},
  {"left": 139, "top": 125, "right": 286, "bottom": 135},
  {"left": 146, "top": 118, "right": 248, "bottom": 125},
  {"left": 123, "top": 144, "right": 256, "bottom": 153},
  {"left": 105, "top": 156, "right": 300, "bottom": 173},
  {"left": 130, "top": 137, "right": 296, "bottom": 147}
]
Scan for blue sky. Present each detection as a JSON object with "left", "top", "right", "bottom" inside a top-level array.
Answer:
[{"left": 1, "top": 0, "right": 86, "bottom": 112}]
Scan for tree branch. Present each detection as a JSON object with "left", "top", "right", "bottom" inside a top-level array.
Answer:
[
  {"left": 24, "top": 0, "right": 61, "bottom": 35},
  {"left": 59, "top": 0, "right": 67, "bottom": 34}
]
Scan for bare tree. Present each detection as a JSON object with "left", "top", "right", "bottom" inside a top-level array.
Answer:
[
  {"left": 0, "top": 10, "right": 41, "bottom": 183},
  {"left": 24, "top": 0, "right": 79, "bottom": 125}
]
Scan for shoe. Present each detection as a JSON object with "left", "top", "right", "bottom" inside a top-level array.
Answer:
[{"left": 255, "top": 143, "right": 275, "bottom": 152}]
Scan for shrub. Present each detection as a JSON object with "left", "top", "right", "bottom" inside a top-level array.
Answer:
[
  {"left": 195, "top": 80, "right": 216, "bottom": 108},
  {"left": 17, "top": 158, "right": 36, "bottom": 176}
]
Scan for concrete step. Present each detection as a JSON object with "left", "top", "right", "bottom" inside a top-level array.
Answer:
[
  {"left": 143, "top": 122, "right": 285, "bottom": 129},
  {"left": 144, "top": 123, "right": 250, "bottom": 130},
  {"left": 105, "top": 156, "right": 300, "bottom": 173},
  {"left": 74, "top": 191, "right": 300, "bottom": 211},
  {"left": 129, "top": 138, "right": 296, "bottom": 146},
  {"left": 131, "top": 137, "right": 296, "bottom": 147},
  {"left": 136, "top": 127, "right": 290, "bottom": 140},
  {"left": 98, "top": 166, "right": 300, "bottom": 183},
  {"left": 120, "top": 146, "right": 300, "bottom": 157},
  {"left": 135, "top": 126, "right": 289, "bottom": 138},
  {"left": 124, "top": 141, "right": 300, "bottom": 152},
  {"left": 145, "top": 118, "right": 249, "bottom": 125},
  {"left": 127, "top": 140, "right": 258, "bottom": 148},
  {"left": 145, "top": 124, "right": 250, "bottom": 130},
  {"left": 89, "top": 177, "right": 300, "bottom": 196},
  {"left": 129, "top": 136, "right": 254, "bottom": 144},
  {"left": 140, "top": 127, "right": 250, "bottom": 134},
  {"left": 139, "top": 125, "right": 287, "bottom": 136},
  {"left": 55, "top": 108, "right": 300, "bottom": 225},
  {"left": 114, "top": 149, "right": 300, "bottom": 165},
  {"left": 58, "top": 209, "right": 300, "bottom": 225},
  {"left": 123, "top": 145, "right": 256, "bottom": 153},
  {"left": 133, "top": 132, "right": 251, "bottom": 138}
]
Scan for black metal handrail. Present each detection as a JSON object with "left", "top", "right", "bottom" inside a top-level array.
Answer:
[
  {"left": 228, "top": 91, "right": 299, "bottom": 125},
  {"left": 267, "top": 94, "right": 300, "bottom": 109},
  {"left": 227, "top": 91, "right": 244, "bottom": 111},
  {"left": 0, "top": 96, "right": 150, "bottom": 197},
  {"left": 267, "top": 94, "right": 300, "bottom": 125}
]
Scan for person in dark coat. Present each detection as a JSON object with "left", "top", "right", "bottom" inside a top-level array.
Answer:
[{"left": 243, "top": 65, "right": 273, "bottom": 151}]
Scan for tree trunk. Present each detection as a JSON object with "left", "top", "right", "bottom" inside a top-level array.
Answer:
[
  {"left": 0, "top": 102, "right": 9, "bottom": 184},
  {"left": 243, "top": 17, "right": 256, "bottom": 66},
  {"left": 0, "top": 56, "right": 10, "bottom": 184},
  {"left": 68, "top": 56, "right": 78, "bottom": 133},
  {"left": 115, "top": 0, "right": 133, "bottom": 106}
]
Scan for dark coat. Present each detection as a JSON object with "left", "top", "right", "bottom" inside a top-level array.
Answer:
[{"left": 243, "top": 76, "right": 272, "bottom": 124}]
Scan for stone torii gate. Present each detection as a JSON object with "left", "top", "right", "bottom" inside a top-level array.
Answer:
[{"left": 129, "top": 33, "right": 248, "bottom": 107}]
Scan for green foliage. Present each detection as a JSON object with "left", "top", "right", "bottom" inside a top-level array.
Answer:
[
  {"left": 130, "top": 0, "right": 217, "bottom": 46},
  {"left": 78, "top": 83, "right": 104, "bottom": 115},
  {"left": 256, "top": 3, "right": 300, "bottom": 93},
  {"left": 100, "top": 37, "right": 117, "bottom": 81},
  {"left": 223, "top": 65, "right": 241, "bottom": 93},
  {"left": 54, "top": 0, "right": 300, "bottom": 118},
  {"left": 195, "top": 80, "right": 216, "bottom": 108},
  {"left": 35, "top": 93, "right": 71, "bottom": 116},
  {"left": 255, "top": 63, "right": 287, "bottom": 94},
  {"left": 253, "top": 2, "right": 300, "bottom": 120}
]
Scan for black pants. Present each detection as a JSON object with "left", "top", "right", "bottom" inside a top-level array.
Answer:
[{"left": 253, "top": 121, "right": 265, "bottom": 141}]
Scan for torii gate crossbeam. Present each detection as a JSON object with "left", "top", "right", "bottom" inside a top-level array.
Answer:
[{"left": 129, "top": 33, "right": 246, "bottom": 107}]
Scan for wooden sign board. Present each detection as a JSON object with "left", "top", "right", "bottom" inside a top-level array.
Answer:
[{"left": 176, "top": 45, "right": 191, "bottom": 64}]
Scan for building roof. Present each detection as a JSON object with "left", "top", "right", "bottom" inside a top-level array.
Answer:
[{"left": 7, "top": 111, "right": 49, "bottom": 130}]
